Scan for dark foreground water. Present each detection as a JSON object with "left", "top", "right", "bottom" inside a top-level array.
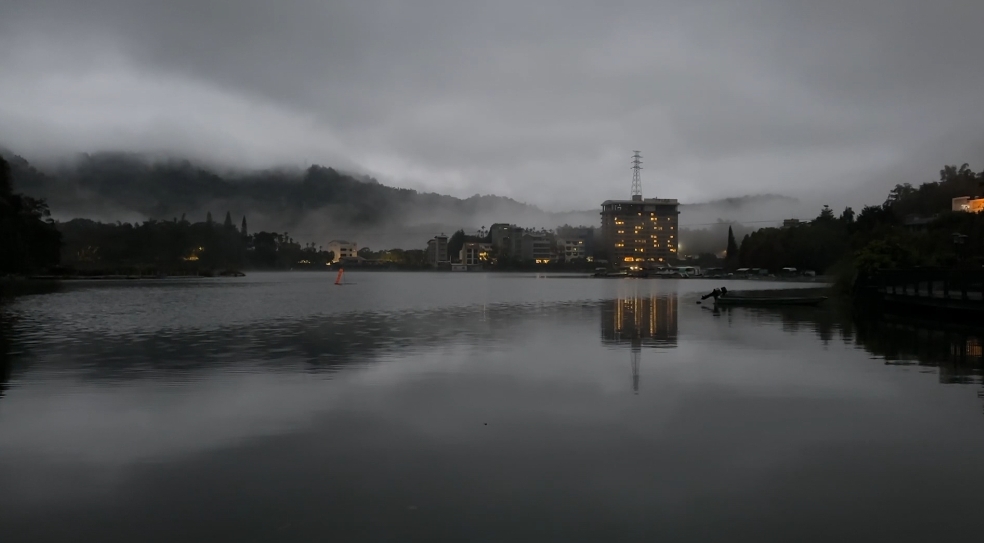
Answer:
[{"left": 2, "top": 272, "right": 983, "bottom": 542}]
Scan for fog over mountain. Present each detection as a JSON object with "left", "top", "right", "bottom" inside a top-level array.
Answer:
[
  {"left": 6, "top": 151, "right": 817, "bottom": 250},
  {"left": 2, "top": 1, "right": 983, "bottom": 216}
]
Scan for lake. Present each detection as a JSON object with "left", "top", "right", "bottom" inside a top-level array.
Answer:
[{"left": 2, "top": 272, "right": 983, "bottom": 542}]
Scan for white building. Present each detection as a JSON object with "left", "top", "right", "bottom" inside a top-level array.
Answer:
[
  {"left": 521, "top": 233, "right": 554, "bottom": 263},
  {"left": 327, "top": 240, "right": 357, "bottom": 263},
  {"left": 560, "top": 239, "right": 585, "bottom": 261},
  {"left": 460, "top": 242, "right": 492, "bottom": 267},
  {"left": 425, "top": 235, "right": 450, "bottom": 267}
]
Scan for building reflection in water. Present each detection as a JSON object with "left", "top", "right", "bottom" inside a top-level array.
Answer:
[{"left": 601, "top": 294, "right": 678, "bottom": 394}]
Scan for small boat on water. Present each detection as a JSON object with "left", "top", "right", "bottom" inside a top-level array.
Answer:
[
  {"left": 593, "top": 268, "right": 628, "bottom": 278},
  {"left": 715, "top": 295, "right": 828, "bottom": 307}
]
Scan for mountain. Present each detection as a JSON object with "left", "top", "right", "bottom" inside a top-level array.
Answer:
[{"left": 5, "top": 151, "right": 801, "bottom": 249}]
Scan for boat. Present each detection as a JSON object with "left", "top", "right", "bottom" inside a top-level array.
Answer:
[
  {"left": 714, "top": 295, "right": 828, "bottom": 307},
  {"left": 593, "top": 268, "right": 628, "bottom": 278}
]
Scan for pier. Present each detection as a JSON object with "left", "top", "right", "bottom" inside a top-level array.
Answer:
[{"left": 861, "top": 268, "right": 984, "bottom": 316}]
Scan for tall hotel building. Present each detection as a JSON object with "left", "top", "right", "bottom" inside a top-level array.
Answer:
[{"left": 600, "top": 152, "right": 680, "bottom": 266}]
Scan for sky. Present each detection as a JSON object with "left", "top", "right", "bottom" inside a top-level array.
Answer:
[{"left": 1, "top": 0, "right": 983, "bottom": 212}]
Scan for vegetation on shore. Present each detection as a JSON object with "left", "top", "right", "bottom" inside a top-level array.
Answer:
[
  {"left": 1, "top": 156, "right": 61, "bottom": 275},
  {"left": 737, "top": 164, "right": 984, "bottom": 290},
  {"left": 5, "top": 151, "right": 983, "bottom": 284}
]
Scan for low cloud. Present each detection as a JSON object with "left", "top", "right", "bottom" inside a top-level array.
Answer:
[{"left": 2, "top": 0, "right": 983, "bottom": 211}]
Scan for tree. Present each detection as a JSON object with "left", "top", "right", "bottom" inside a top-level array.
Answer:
[
  {"left": 357, "top": 247, "right": 373, "bottom": 259},
  {"left": 840, "top": 207, "right": 855, "bottom": 225},
  {"left": 725, "top": 226, "right": 739, "bottom": 269},
  {"left": 206, "top": 211, "right": 213, "bottom": 225},
  {"left": 817, "top": 205, "right": 835, "bottom": 222},
  {"left": 223, "top": 211, "right": 233, "bottom": 229},
  {"left": 0, "top": 157, "right": 11, "bottom": 196},
  {"left": 0, "top": 156, "right": 62, "bottom": 274},
  {"left": 885, "top": 183, "right": 917, "bottom": 208},
  {"left": 447, "top": 229, "right": 467, "bottom": 262}
]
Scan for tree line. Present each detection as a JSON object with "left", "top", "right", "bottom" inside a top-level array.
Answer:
[
  {"left": 1, "top": 156, "right": 61, "bottom": 275},
  {"left": 57, "top": 212, "right": 342, "bottom": 274},
  {"left": 736, "top": 164, "right": 984, "bottom": 286},
  {"left": 6, "top": 151, "right": 984, "bottom": 280}
]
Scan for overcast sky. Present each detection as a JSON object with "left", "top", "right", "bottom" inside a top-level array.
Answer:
[{"left": 1, "top": 0, "right": 983, "bottom": 211}]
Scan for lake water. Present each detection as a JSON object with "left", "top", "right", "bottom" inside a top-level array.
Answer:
[{"left": 2, "top": 272, "right": 983, "bottom": 542}]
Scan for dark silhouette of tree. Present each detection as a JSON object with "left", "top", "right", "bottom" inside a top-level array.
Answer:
[
  {"left": 840, "top": 207, "right": 855, "bottom": 225},
  {"left": 725, "top": 226, "right": 739, "bottom": 269},
  {"left": 223, "top": 211, "right": 233, "bottom": 229},
  {"left": 817, "top": 205, "right": 835, "bottom": 222},
  {"left": 206, "top": 211, "right": 213, "bottom": 226},
  {"left": 0, "top": 156, "right": 62, "bottom": 274},
  {"left": 447, "top": 229, "right": 467, "bottom": 261},
  {"left": 241, "top": 216, "right": 248, "bottom": 237}
]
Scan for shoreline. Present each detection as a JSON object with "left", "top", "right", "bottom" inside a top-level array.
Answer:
[{"left": 10, "top": 271, "right": 832, "bottom": 282}]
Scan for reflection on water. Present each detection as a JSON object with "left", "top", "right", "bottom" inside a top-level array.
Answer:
[
  {"left": 3, "top": 276, "right": 984, "bottom": 542},
  {"left": 0, "top": 317, "right": 10, "bottom": 400},
  {"left": 602, "top": 295, "right": 678, "bottom": 349},
  {"left": 601, "top": 295, "right": 678, "bottom": 393},
  {"left": 730, "top": 304, "right": 984, "bottom": 383}
]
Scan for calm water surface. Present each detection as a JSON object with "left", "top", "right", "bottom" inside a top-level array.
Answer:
[{"left": 2, "top": 272, "right": 983, "bottom": 542}]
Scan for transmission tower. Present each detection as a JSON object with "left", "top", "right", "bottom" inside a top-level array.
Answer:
[{"left": 631, "top": 151, "right": 643, "bottom": 199}]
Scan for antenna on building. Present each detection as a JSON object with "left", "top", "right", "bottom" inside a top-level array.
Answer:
[{"left": 631, "top": 151, "right": 643, "bottom": 201}]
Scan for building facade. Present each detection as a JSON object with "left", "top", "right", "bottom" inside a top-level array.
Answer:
[
  {"left": 521, "top": 233, "right": 554, "bottom": 263},
  {"left": 489, "top": 223, "right": 525, "bottom": 259},
  {"left": 555, "top": 225, "right": 595, "bottom": 260},
  {"left": 327, "top": 240, "right": 358, "bottom": 263},
  {"left": 600, "top": 197, "right": 680, "bottom": 266},
  {"left": 953, "top": 196, "right": 984, "bottom": 213},
  {"left": 425, "top": 234, "right": 450, "bottom": 267},
  {"left": 459, "top": 242, "right": 491, "bottom": 267},
  {"left": 559, "top": 239, "right": 585, "bottom": 261}
]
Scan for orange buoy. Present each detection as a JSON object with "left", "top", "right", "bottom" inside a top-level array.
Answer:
[{"left": 334, "top": 268, "right": 344, "bottom": 285}]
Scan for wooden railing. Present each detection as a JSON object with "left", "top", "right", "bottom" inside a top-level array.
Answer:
[{"left": 866, "top": 268, "right": 984, "bottom": 302}]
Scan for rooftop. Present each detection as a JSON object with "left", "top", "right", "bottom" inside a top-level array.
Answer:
[{"left": 601, "top": 197, "right": 679, "bottom": 206}]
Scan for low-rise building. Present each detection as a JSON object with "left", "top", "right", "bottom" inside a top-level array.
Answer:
[
  {"left": 327, "top": 240, "right": 357, "bottom": 263},
  {"left": 522, "top": 233, "right": 554, "bottom": 263},
  {"left": 558, "top": 238, "right": 585, "bottom": 261},
  {"left": 555, "top": 225, "right": 596, "bottom": 259},
  {"left": 489, "top": 223, "right": 525, "bottom": 259},
  {"left": 953, "top": 196, "right": 984, "bottom": 213},
  {"left": 460, "top": 242, "right": 492, "bottom": 267},
  {"left": 425, "top": 234, "right": 450, "bottom": 268}
]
